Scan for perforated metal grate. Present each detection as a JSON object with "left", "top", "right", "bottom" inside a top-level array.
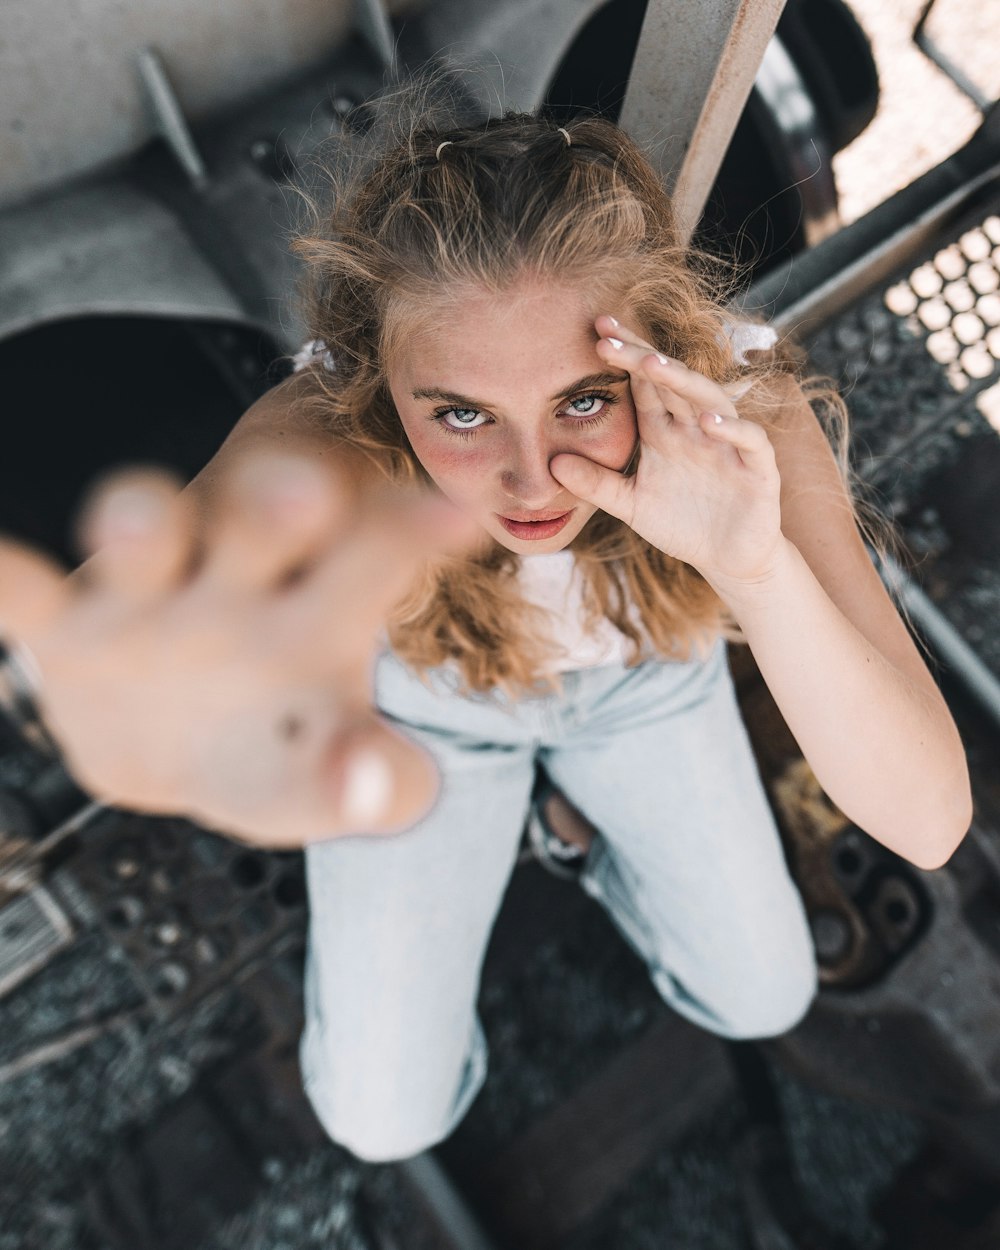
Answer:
[
  {"left": 68, "top": 811, "right": 306, "bottom": 1020},
  {"left": 805, "top": 206, "right": 1000, "bottom": 525},
  {"left": 884, "top": 215, "right": 1000, "bottom": 392}
]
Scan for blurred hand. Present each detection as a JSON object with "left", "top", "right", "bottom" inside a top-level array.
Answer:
[{"left": 0, "top": 437, "right": 478, "bottom": 848}]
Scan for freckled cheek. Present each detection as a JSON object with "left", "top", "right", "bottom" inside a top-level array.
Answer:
[
  {"left": 572, "top": 410, "right": 638, "bottom": 472},
  {"left": 405, "top": 435, "right": 493, "bottom": 507}
]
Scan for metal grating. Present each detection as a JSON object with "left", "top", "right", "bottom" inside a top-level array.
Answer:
[
  {"left": 66, "top": 811, "right": 307, "bottom": 1020},
  {"left": 805, "top": 205, "right": 1000, "bottom": 524},
  {"left": 884, "top": 215, "right": 1000, "bottom": 393},
  {"left": 0, "top": 885, "right": 74, "bottom": 998}
]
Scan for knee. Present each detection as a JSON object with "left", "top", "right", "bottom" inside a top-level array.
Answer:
[
  {"left": 302, "top": 1075, "right": 442, "bottom": 1163},
  {"left": 725, "top": 955, "right": 820, "bottom": 1035},
  {"left": 709, "top": 943, "right": 819, "bottom": 1039},
  {"left": 653, "top": 930, "right": 818, "bottom": 1040},
  {"left": 298, "top": 1023, "right": 487, "bottom": 1164}
]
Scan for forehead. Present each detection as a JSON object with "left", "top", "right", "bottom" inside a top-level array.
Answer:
[{"left": 389, "top": 277, "right": 614, "bottom": 390}]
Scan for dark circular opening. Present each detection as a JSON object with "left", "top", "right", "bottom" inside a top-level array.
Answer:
[
  {"left": 835, "top": 847, "right": 862, "bottom": 876},
  {"left": 230, "top": 852, "right": 268, "bottom": 890},
  {"left": 272, "top": 872, "right": 306, "bottom": 909},
  {"left": 885, "top": 898, "right": 911, "bottom": 926},
  {"left": 106, "top": 897, "right": 144, "bottom": 930}
]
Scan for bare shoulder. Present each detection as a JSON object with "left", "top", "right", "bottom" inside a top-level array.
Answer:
[
  {"left": 189, "top": 366, "right": 382, "bottom": 501},
  {"left": 741, "top": 371, "right": 941, "bottom": 700}
]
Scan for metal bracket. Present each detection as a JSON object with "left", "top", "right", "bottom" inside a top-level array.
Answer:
[
  {"left": 913, "top": 0, "right": 993, "bottom": 114},
  {"left": 620, "top": 0, "right": 788, "bottom": 244},
  {"left": 137, "top": 47, "right": 209, "bottom": 190}
]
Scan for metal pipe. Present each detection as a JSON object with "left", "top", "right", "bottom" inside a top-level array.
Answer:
[
  {"left": 879, "top": 552, "right": 1000, "bottom": 735},
  {"left": 620, "top": 0, "right": 787, "bottom": 244},
  {"left": 136, "top": 47, "right": 208, "bottom": 190},
  {"left": 396, "top": 1153, "right": 500, "bottom": 1250}
]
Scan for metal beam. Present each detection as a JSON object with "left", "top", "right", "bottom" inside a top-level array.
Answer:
[{"left": 620, "top": 0, "right": 787, "bottom": 244}]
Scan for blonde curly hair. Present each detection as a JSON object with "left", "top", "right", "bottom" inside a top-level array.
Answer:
[{"left": 291, "top": 100, "right": 846, "bottom": 696}]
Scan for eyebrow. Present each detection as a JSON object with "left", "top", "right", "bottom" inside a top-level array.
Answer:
[{"left": 411, "top": 370, "right": 630, "bottom": 408}]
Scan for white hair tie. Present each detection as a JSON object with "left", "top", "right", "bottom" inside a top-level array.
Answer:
[{"left": 435, "top": 140, "right": 453, "bottom": 160}]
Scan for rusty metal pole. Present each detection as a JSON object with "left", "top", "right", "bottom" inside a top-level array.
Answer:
[{"left": 619, "top": 0, "right": 788, "bottom": 244}]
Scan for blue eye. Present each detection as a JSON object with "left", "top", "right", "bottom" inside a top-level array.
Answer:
[
  {"left": 565, "top": 394, "right": 607, "bottom": 416},
  {"left": 438, "top": 407, "right": 489, "bottom": 432}
]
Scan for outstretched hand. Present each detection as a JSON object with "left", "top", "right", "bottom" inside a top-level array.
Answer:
[
  {"left": 0, "top": 438, "right": 479, "bottom": 848},
  {"left": 550, "top": 315, "right": 783, "bottom": 586}
]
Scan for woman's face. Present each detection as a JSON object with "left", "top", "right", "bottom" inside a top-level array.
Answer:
[{"left": 387, "top": 277, "right": 639, "bottom": 553}]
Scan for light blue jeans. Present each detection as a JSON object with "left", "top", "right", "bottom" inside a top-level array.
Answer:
[{"left": 299, "top": 639, "right": 817, "bottom": 1162}]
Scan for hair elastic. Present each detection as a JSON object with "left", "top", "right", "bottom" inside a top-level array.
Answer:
[
  {"left": 435, "top": 140, "right": 453, "bottom": 160},
  {"left": 557, "top": 127, "right": 572, "bottom": 146}
]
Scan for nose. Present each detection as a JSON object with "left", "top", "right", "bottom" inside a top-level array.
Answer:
[{"left": 499, "top": 432, "right": 566, "bottom": 508}]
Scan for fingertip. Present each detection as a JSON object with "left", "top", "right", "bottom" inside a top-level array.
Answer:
[
  {"left": 75, "top": 467, "right": 185, "bottom": 558},
  {"left": 74, "top": 467, "right": 195, "bottom": 597},
  {"left": 547, "top": 451, "right": 579, "bottom": 484},
  {"left": 334, "top": 719, "right": 440, "bottom": 834},
  {"left": 339, "top": 745, "right": 395, "bottom": 828}
]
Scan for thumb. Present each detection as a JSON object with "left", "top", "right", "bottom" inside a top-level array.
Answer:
[
  {"left": 549, "top": 453, "right": 634, "bottom": 523},
  {"left": 328, "top": 714, "right": 441, "bottom": 838}
]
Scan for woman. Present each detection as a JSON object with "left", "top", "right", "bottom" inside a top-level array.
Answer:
[{"left": 0, "top": 110, "right": 971, "bottom": 1162}]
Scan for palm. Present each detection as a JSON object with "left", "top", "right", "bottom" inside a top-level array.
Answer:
[
  {"left": 552, "top": 317, "right": 783, "bottom": 585},
  {"left": 626, "top": 415, "right": 781, "bottom": 580},
  {"left": 0, "top": 449, "right": 476, "bottom": 848}
]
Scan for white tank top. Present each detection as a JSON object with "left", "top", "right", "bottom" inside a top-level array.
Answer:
[{"left": 516, "top": 549, "right": 636, "bottom": 671}]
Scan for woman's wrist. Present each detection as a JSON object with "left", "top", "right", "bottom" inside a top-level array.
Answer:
[{"left": 699, "top": 535, "right": 800, "bottom": 616}]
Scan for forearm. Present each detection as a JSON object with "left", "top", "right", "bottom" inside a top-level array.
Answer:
[{"left": 706, "top": 537, "right": 972, "bottom": 869}]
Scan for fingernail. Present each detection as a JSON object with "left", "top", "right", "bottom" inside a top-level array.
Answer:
[
  {"left": 607, "top": 337, "right": 624, "bottom": 350},
  {"left": 656, "top": 354, "right": 671, "bottom": 366},
  {"left": 100, "top": 488, "right": 164, "bottom": 538},
  {"left": 607, "top": 316, "right": 619, "bottom": 327},
  {"left": 712, "top": 413, "right": 724, "bottom": 424},
  {"left": 341, "top": 748, "right": 393, "bottom": 827}
]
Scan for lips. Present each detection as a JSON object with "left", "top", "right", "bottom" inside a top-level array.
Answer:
[
  {"left": 499, "top": 509, "right": 573, "bottom": 523},
  {"left": 496, "top": 509, "right": 574, "bottom": 540}
]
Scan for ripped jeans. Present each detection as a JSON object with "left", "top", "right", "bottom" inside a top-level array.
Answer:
[{"left": 299, "top": 639, "right": 817, "bottom": 1162}]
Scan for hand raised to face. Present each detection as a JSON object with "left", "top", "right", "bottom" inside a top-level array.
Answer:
[
  {"left": 0, "top": 438, "right": 479, "bottom": 848},
  {"left": 549, "top": 315, "right": 784, "bottom": 585}
]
